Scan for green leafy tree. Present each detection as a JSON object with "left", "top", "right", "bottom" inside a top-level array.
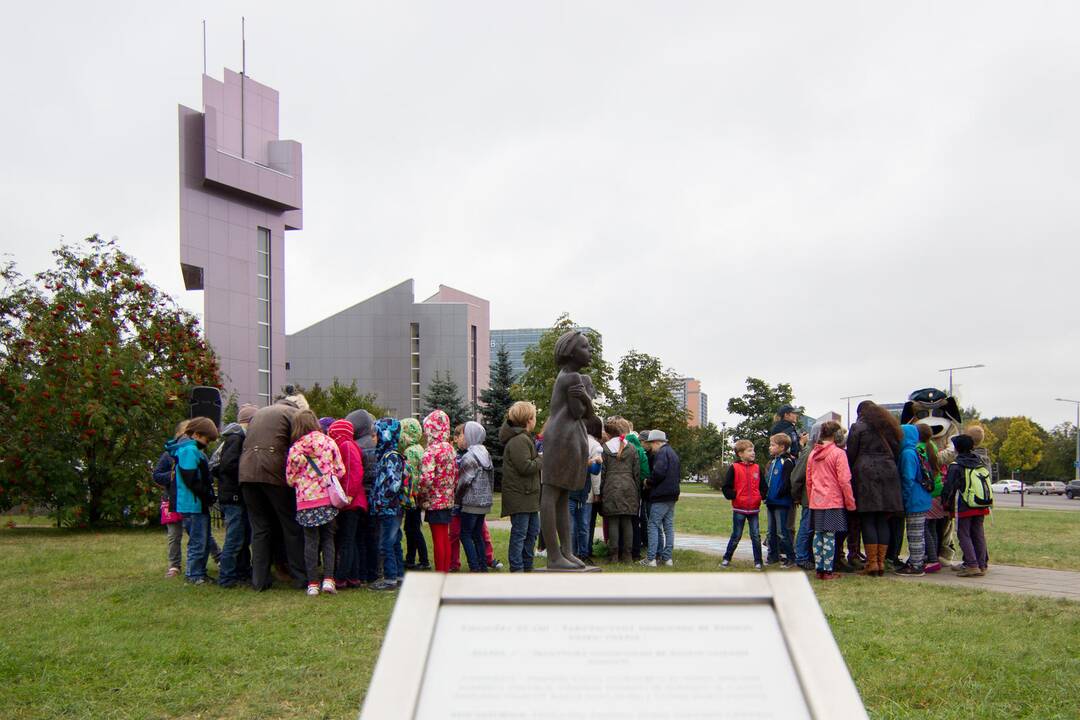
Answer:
[
  {"left": 295, "top": 378, "right": 390, "bottom": 421},
  {"left": 998, "top": 417, "right": 1044, "bottom": 481},
  {"left": 606, "top": 350, "right": 689, "bottom": 450},
  {"left": 1036, "top": 422, "right": 1076, "bottom": 480},
  {"left": 514, "top": 313, "right": 612, "bottom": 425},
  {"left": 423, "top": 371, "right": 472, "bottom": 428},
  {"left": 222, "top": 391, "right": 239, "bottom": 425},
  {"left": 479, "top": 346, "right": 515, "bottom": 486},
  {"left": 0, "top": 236, "right": 221, "bottom": 527},
  {"left": 726, "top": 377, "right": 796, "bottom": 463},
  {"left": 680, "top": 423, "right": 728, "bottom": 480}
]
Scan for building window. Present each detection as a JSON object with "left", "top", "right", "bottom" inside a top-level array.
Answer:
[
  {"left": 411, "top": 322, "right": 421, "bottom": 419},
  {"left": 257, "top": 228, "right": 271, "bottom": 406},
  {"left": 470, "top": 325, "right": 478, "bottom": 409}
]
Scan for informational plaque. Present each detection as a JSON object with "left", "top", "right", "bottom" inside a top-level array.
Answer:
[{"left": 360, "top": 573, "right": 866, "bottom": 720}]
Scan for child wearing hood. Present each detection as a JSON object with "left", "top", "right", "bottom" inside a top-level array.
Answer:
[
  {"left": 285, "top": 410, "right": 346, "bottom": 596},
  {"left": 328, "top": 419, "right": 366, "bottom": 589},
  {"left": 371, "top": 418, "right": 407, "bottom": 590},
  {"left": 895, "top": 424, "right": 932, "bottom": 576},
  {"left": 154, "top": 420, "right": 189, "bottom": 579},
  {"left": 457, "top": 421, "right": 495, "bottom": 572},
  {"left": 345, "top": 409, "right": 381, "bottom": 585},
  {"left": 806, "top": 422, "right": 857, "bottom": 580},
  {"left": 420, "top": 410, "right": 457, "bottom": 572},
  {"left": 169, "top": 417, "right": 220, "bottom": 585},
  {"left": 399, "top": 418, "right": 430, "bottom": 571}
]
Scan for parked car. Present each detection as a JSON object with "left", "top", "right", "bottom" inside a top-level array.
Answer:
[
  {"left": 991, "top": 479, "right": 1023, "bottom": 494},
  {"left": 1024, "top": 481, "right": 1067, "bottom": 496},
  {"left": 1066, "top": 480, "right": 1080, "bottom": 500}
]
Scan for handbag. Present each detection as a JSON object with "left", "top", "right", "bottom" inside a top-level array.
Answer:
[
  {"left": 306, "top": 455, "right": 350, "bottom": 509},
  {"left": 160, "top": 499, "right": 183, "bottom": 525}
]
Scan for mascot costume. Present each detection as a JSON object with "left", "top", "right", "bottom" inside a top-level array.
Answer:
[{"left": 901, "top": 388, "right": 963, "bottom": 561}]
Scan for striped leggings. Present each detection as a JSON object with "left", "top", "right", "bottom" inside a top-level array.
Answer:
[{"left": 905, "top": 513, "right": 927, "bottom": 570}]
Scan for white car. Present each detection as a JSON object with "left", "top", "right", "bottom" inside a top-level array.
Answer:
[{"left": 991, "top": 479, "right": 1023, "bottom": 494}]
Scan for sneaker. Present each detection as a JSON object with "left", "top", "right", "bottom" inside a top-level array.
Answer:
[
  {"left": 797, "top": 561, "right": 815, "bottom": 571},
  {"left": 956, "top": 567, "right": 984, "bottom": 577},
  {"left": 369, "top": 579, "right": 397, "bottom": 591},
  {"left": 924, "top": 562, "right": 942, "bottom": 574},
  {"left": 895, "top": 565, "right": 925, "bottom": 577},
  {"left": 165, "top": 567, "right": 180, "bottom": 578},
  {"left": 781, "top": 561, "right": 797, "bottom": 570},
  {"left": 820, "top": 572, "right": 840, "bottom": 581},
  {"left": 950, "top": 563, "right": 966, "bottom": 572},
  {"left": 188, "top": 577, "right": 209, "bottom": 586},
  {"left": 720, "top": 558, "right": 731, "bottom": 568},
  {"left": 490, "top": 560, "right": 505, "bottom": 571},
  {"left": 536, "top": 549, "right": 547, "bottom": 558},
  {"left": 663, "top": 559, "right": 674, "bottom": 567},
  {"left": 639, "top": 558, "right": 657, "bottom": 567},
  {"left": 754, "top": 563, "right": 764, "bottom": 571},
  {"left": 321, "top": 579, "right": 337, "bottom": 595},
  {"left": 306, "top": 584, "right": 320, "bottom": 596},
  {"left": 765, "top": 558, "right": 780, "bottom": 566},
  {"left": 416, "top": 563, "right": 432, "bottom": 571}
]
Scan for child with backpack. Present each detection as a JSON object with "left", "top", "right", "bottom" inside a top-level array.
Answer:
[
  {"left": 171, "top": 417, "right": 220, "bottom": 585},
  {"left": 153, "top": 420, "right": 189, "bottom": 578},
  {"left": 895, "top": 424, "right": 932, "bottom": 576},
  {"left": 285, "top": 410, "right": 346, "bottom": 596},
  {"left": 720, "top": 440, "right": 769, "bottom": 570},
  {"left": 399, "top": 418, "right": 430, "bottom": 571},
  {"left": 941, "top": 434, "right": 993, "bottom": 577}
]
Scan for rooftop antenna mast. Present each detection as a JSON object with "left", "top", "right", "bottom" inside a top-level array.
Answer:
[{"left": 240, "top": 16, "right": 246, "bottom": 158}]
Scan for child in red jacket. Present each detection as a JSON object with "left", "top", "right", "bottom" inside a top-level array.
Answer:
[{"left": 720, "top": 440, "right": 769, "bottom": 569}]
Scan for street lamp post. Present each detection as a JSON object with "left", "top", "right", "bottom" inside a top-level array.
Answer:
[
  {"left": 720, "top": 421, "right": 727, "bottom": 465},
  {"left": 1054, "top": 398, "right": 1080, "bottom": 481},
  {"left": 938, "top": 364, "right": 985, "bottom": 396},
  {"left": 840, "top": 394, "right": 873, "bottom": 429}
]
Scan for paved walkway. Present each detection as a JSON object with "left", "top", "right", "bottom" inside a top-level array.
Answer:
[{"left": 488, "top": 520, "right": 1080, "bottom": 601}]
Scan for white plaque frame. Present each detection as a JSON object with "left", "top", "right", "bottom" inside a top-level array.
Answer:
[{"left": 360, "top": 572, "right": 867, "bottom": 719}]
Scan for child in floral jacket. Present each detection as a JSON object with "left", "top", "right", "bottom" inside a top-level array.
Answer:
[
  {"left": 420, "top": 410, "right": 457, "bottom": 572},
  {"left": 286, "top": 410, "right": 346, "bottom": 596}
]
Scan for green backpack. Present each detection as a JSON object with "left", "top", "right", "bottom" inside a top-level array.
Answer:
[{"left": 961, "top": 465, "right": 994, "bottom": 508}]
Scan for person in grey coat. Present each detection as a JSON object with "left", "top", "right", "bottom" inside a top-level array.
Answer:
[{"left": 458, "top": 421, "right": 494, "bottom": 572}]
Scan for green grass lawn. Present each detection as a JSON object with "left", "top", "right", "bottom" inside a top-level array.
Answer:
[{"left": 1, "top": 524, "right": 1078, "bottom": 719}]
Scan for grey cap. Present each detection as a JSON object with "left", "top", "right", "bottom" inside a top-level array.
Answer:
[{"left": 648, "top": 430, "right": 668, "bottom": 443}]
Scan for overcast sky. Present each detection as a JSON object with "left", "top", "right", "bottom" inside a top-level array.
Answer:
[{"left": 1, "top": 2, "right": 1077, "bottom": 430}]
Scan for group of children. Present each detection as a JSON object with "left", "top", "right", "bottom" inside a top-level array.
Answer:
[{"left": 718, "top": 415, "right": 994, "bottom": 581}]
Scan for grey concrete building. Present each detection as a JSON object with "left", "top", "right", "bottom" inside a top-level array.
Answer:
[{"left": 286, "top": 280, "right": 489, "bottom": 419}]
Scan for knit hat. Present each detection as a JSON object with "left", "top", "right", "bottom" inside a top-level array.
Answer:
[
  {"left": 237, "top": 404, "right": 258, "bottom": 424},
  {"left": 951, "top": 434, "right": 974, "bottom": 454},
  {"left": 319, "top": 416, "right": 335, "bottom": 433}
]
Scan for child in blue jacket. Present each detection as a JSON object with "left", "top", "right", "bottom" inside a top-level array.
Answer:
[
  {"left": 170, "top": 417, "right": 219, "bottom": 584},
  {"left": 896, "top": 424, "right": 932, "bottom": 576},
  {"left": 764, "top": 433, "right": 796, "bottom": 567}
]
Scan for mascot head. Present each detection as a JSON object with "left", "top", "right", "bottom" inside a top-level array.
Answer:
[{"left": 901, "top": 388, "right": 962, "bottom": 455}]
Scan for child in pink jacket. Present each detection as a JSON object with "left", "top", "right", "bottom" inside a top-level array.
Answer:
[
  {"left": 806, "top": 421, "right": 856, "bottom": 580},
  {"left": 286, "top": 410, "right": 346, "bottom": 595}
]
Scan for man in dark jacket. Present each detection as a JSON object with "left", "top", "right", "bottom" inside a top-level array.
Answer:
[
  {"left": 642, "top": 430, "right": 681, "bottom": 567},
  {"left": 770, "top": 404, "right": 803, "bottom": 458},
  {"left": 214, "top": 403, "right": 256, "bottom": 587},
  {"left": 239, "top": 398, "right": 303, "bottom": 590}
]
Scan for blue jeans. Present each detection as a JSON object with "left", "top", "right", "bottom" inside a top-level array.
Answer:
[
  {"left": 766, "top": 506, "right": 794, "bottom": 563},
  {"left": 379, "top": 513, "right": 404, "bottom": 581},
  {"left": 569, "top": 498, "right": 591, "bottom": 558},
  {"left": 459, "top": 511, "right": 487, "bottom": 572},
  {"left": 182, "top": 512, "right": 210, "bottom": 581},
  {"left": 508, "top": 512, "right": 540, "bottom": 572},
  {"left": 647, "top": 501, "right": 676, "bottom": 561},
  {"left": 724, "top": 512, "right": 762, "bottom": 565},
  {"left": 218, "top": 504, "right": 251, "bottom": 587},
  {"left": 795, "top": 505, "right": 813, "bottom": 565}
]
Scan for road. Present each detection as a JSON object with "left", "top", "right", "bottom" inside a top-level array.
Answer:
[{"left": 993, "top": 491, "right": 1080, "bottom": 511}]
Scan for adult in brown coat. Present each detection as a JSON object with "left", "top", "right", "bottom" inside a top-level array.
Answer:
[
  {"left": 846, "top": 400, "right": 904, "bottom": 575},
  {"left": 239, "top": 398, "right": 304, "bottom": 590}
]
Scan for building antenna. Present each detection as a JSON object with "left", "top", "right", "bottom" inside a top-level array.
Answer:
[
  {"left": 202, "top": 19, "right": 206, "bottom": 75},
  {"left": 240, "top": 16, "right": 246, "bottom": 159}
]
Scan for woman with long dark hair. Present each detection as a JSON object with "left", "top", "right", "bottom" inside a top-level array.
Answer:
[{"left": 846, "top": 401, "right": 904, "bottom": 576}]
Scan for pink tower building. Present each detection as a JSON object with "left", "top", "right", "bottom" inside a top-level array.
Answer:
[{"left": 178, "top": 69, "right": 303, "bottom": 406}]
